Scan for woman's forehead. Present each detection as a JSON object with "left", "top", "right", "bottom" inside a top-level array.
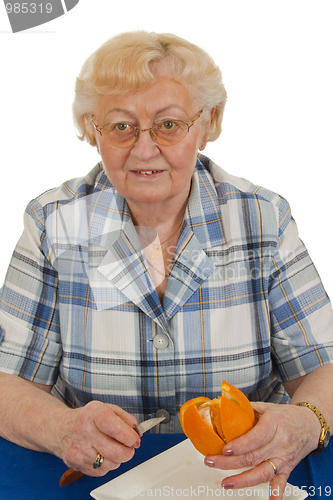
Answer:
[{"left": 95, "top": 77, "right": 197, "bottom": 121}]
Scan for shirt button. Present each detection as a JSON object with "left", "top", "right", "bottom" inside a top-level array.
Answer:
[
  {"left": 156, "top": 409, "right": 171, "bottom": 423},
  {"left": 153, "top": 333, "right": 169, "bottom": 349}
]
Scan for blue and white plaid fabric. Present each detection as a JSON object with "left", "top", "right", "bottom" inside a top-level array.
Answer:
[{"left": 1, "top": 155, "right": 333, "bottom": 432}]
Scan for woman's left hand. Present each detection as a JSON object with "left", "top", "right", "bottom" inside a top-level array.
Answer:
[{"left": 204, "top": 401, "right": 321, "bottom": 500}]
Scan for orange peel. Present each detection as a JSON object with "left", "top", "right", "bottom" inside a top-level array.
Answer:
[{"left": 180, "top": 381, "right": 254, "bottom": 456}]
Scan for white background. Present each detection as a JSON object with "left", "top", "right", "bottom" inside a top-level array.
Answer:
[{"left": 0, "top": 1, "right": 332, "bottom": 297}]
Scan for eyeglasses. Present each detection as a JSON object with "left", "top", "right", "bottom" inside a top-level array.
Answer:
[{"left": 91, "top": 110, "right": 203, "bottom": 148}]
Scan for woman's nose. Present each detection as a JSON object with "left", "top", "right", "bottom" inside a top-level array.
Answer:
[{"left": 130, "top": 128, "right": 160, "bottom": 160}]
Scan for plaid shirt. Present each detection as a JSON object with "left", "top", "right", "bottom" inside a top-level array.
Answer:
[{"left": 1, "top": 155, "right": 333, "bottom": 433}]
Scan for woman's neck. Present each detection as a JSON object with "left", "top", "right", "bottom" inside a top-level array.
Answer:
[
  {"left": 127, "top": 195, "right": 189, "bottom": 232},
  {"left": 127, "top": 191, "right": 191, "bottom": 303}
]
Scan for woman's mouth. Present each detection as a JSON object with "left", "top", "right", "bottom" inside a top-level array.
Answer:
[
  {"left": 131, "top": 170, "right": 164, "bottom": 178},
  {"left": 137, "top": 170, "right": 158, "bottom": 175}
]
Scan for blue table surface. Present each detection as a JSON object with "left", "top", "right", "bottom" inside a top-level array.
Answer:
[{"left": 1, "top": 434, "right": 333, "bottom": 500}]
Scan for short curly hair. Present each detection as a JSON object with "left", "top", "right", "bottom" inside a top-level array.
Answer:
[{"left": 73, "top": 31, "right": 227, "bottom": 147}]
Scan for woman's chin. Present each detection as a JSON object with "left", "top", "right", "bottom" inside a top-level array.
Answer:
[{"left": 127, "top": 187, "right": 171, "bottom": 206}]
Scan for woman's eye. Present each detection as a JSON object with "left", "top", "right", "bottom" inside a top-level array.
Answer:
[
  {"left": 160, "top": 120, "right": 178, "bottom": 131},
  {"left": 114, "top": 123, "right": 132, "bottom": 132}
]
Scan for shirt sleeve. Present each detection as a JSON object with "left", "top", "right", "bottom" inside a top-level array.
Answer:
[
  {"left": 0, "top": 198, "right": 62, "bottom": 385},
  {"left": 269, "top": 198, "right": 333, "bottom": 381}
]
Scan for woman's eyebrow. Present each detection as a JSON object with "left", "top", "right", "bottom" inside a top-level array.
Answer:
[
  {"left": 155, "top": 105, "right": 187, "bottom": 116},
  {"left": 103, "top": 105, "right": 187, "bottom": 122},
  {"left": 103, "top": 108, "right": 136, "bottom": 121}
]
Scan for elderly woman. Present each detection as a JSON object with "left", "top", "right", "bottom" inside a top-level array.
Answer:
[{"left": 0, "top": 31, "right": 333, "bottom": 498}]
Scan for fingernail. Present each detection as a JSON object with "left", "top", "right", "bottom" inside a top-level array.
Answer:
[
  {"left": 222, "top": 483, "right": 234, "bottom": 489},
  {"left": 223, "top": 449, "right": 233, "bottom": 456},
  {"left": 204, "top": 459, "right": 215, "bottom": 467},
  {"left": 133, "top": 441, "right": 141, "bottom": 449}
]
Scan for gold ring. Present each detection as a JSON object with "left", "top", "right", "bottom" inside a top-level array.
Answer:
[
  {"left": 264, "top": 459, "right": 277, "bottom": 475},
  {"left": 93, "top": 452, "right": 104, "bottom": 469}
]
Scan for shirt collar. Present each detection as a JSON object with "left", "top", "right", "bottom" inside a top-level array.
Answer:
[
  {"left": 88, "top": 158, "right": 225, "bottom": 325},
  {"left": 92, "top": 156, "right": 226, "bottom": 249},
  {"left": 184, "top": 156, "right": 226, "bottom": 249}
]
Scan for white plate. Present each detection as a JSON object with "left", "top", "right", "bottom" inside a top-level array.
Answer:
[{"left": 90, "top": 439, "right": 308, "bottom": 500}]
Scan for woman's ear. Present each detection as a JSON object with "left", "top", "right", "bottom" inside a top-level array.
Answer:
[
  {"left": 206, "top": 107, "right": 216, "bottom": 131},
  {"left": 85, "top": 114, "right": 101, "bottom": 154},
  {"left": 200, "top": 108, "right": 216, "bottom": 150},
  {"left": 81, "top": 113, "right": 101, "bottom": 150},
  {"left": 203, "top": 107, "right": 216, "bottom": 145}
]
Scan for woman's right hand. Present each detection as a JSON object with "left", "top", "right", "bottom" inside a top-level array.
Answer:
[{"left": 57, "top": 400, "right": 141, "bottom": 476}]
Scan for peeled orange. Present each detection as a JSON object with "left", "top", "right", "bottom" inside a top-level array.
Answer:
[{"left": 180, "top": 381, "right": 255, "bottom": 456}]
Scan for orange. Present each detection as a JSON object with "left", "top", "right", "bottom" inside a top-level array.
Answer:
[
  {"left": 180, "top": 381, "right": 254, "bottom": 456},
  {"left": 221, "top": 380, "right": 255, "bottom": 426},
  {"left": 179, "top": 396, "right": 210, "bottom": 428}
]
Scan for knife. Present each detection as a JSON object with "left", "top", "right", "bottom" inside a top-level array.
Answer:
[
  {"left": 59, "top": 416, "right": 165, "bottom": 486},
  {"left": 134, "top": 416, "right": 166, "bottom": 435}
]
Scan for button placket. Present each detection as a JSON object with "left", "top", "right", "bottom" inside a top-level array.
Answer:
[{"left": 153, "top": 327, "right": 176, "bottom": 432}]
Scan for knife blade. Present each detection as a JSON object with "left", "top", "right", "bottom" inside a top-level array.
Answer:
[
  {"left": 134, "top": 416, "right": 165, "bottom": 435},
  {"left": 59, "top": 416, "right": 166, "bottom": 486}
]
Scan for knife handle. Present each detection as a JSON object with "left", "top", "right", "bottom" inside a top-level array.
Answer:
[{"left": 59, "top": 468, "right": 84, "bottom": 486}]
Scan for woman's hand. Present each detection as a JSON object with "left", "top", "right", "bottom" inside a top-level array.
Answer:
[
  {"left": 204, "top": 402, "right": 321, "bottom": 500},
  {"left": 2, "top": 371, "right": 330, "bottom": 488},
  {"left": 58, "top": 400, "right": 140, "bottom": 476},
  {"left": 0, "top": 374, "right": 140, "bottom": 477}
]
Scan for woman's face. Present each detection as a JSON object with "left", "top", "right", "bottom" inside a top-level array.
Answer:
[{"left": 93, "top": 76, "right": 211, "bottom": 212}]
